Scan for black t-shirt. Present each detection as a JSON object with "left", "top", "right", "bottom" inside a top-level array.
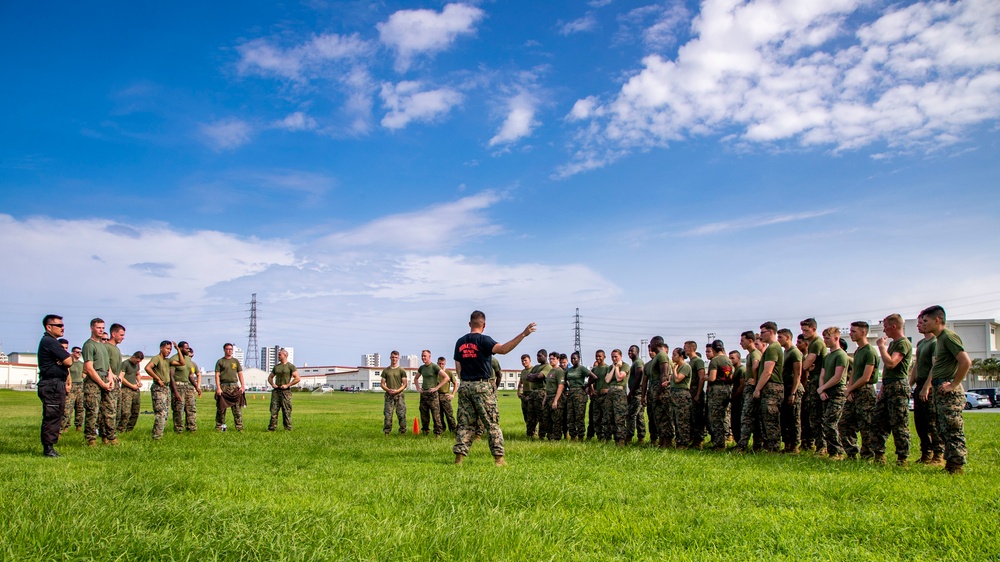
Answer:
[
  {"left": 37, "top": 333, "right": 71, "bottom": 381},
  {"left": 453, "top": 333, "right": 499, "bottom": 382}
]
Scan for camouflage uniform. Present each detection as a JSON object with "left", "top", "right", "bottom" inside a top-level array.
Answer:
[
  {"left": 564, "top": 387, "right": 589, "bottom": 439},
  {"left": 706, "top": 384, "right": 731, "bottom": 448},
  {"left": 821, "top": 389, "right": 846, "bottom": 456},
  {"left": 645, "top": 378, "right": 660, "bottom": 443},
  {"left": 453, "top": 381, "right": 504, "bottom": 456},
  {"left": 117, "top": 386, "right": 140, "bottom": 432},
  {"left": 171, "top": 382, "right": 198, "bottom": 433},
  {"left": 760, "top": 382, "right": 784, "bottom": 452},
  {"left": 586, "top": 393, "right": 603, "bottom": 440},
  {"left": 150, "top": 385, "right": 170, "bottom": 439},
  {"left": 805, "top": 376, "right": 825, "bottom": 452},
  {"left": 689, "top": 386, "right": 707, "bottom": 447},
  {"left": 738, "top": 389, "right": 759, "bottom": 450},
  {"left": 83, "top": 378, "right": 117, "bottom": 442},
  {"left": 526, "top": 390, "right": 546, "bottom": 438},
  {"left": 668, "top": 388, "right": 690, "bottom": 447},
  {"left": 418, "top": 391, "right": 443, "bottom": 435},
  {"left": 62, "top": 385, "right": 84, "bottom": 432},
  {"left": 603, "top": 386, "right": 628, "bottom": 442},
  {"left": 781, "top": 384, "right": 804, "bottom": 450},
  {"left": 912, "top": 392, "right": 942, "bottom": 456},
  {"left": 269, "top": 388, "right": 293, "bottom": 431},
  {"left": 653, "top": 385, "right": 674, "bottom": 444},
  {"left": 542, "top": 394, "right": 564, "bottom": 441},
  {"left": 626, "top": 393, "right": 645, "bottom": 442},
  {"left": 931, "top": 382, "right": 967, "bottom": 467},
  {"left": 438, "top": 393, "right": 457, "bottom": 433},
  {"left": 839, "top": 385, "right": 876, "bottom": 458},
  {"left": 382, "top": 393, "right": 407, "bottom": 434},
  {"left": 871, "top": 379, "right": 911, "bottom": 459}
]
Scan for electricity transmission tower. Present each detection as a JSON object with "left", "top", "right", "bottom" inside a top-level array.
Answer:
[
  {"left": 246, "top": 293, "right": 259, "bottom": 369},
  {"left": 574, "top": 308, "right": 582, "bottom": 356}
]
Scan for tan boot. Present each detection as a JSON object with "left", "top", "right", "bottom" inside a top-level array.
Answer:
[
  {"left": 945, "top": 461, "right": 964, "bottom": 474},
  {"left": 873, "top": 453, "right": 887, "bottom": 465},
  {"left": 931, "top": 452, "right": 946, "bottom": 466},
  {"left": 86, "top": 439, "right": 97, "bottom": 447},
  {"left": 917, "top": 451, "right": 933, "bottom": 464},
  {"left": 494, "top": 455, "right": 507, "bottom": 466},
  {"left": 454, "top": 454, "right": 464, "bottom": 465},
  {"left": 896, "top": 456, "right": 908, "bottom": 467}
]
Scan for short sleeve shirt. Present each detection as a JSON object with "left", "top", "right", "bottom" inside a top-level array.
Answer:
[
  {"left": 564, "top": 365, "right": 593, "bottom": 389},
  {"left": 882, "top": 338, "right": 913, "bottom": 381},
  {"left": 381, "top": 366, "right": 406, "bottom": 390},
  {"left": 931, "top": 329, "right": 965, "bottom": 382},
  {"left": 82, "top": 339, "right": 110, "bottom": 377},
  {"left": 418, "top": 363, "right": 442, "bottom": 391},
  {"left": 608, "top": 362, "right": 629, "bottom": 388},
  {"left": 689, "top": 356, "right": 706, "bottom": 386},
  {"left": 648, "top": 351, "right": 672, "bottom": 386},
  {"left": 806, "top": 336, "right": 827, "bottom": 375},
  {"left": 915, "top": 337, "right": 937, "bottom": 384},
  {"left": 121, "top": 360, "right": 140, "bottom": 385},
  {"left": 709, "top": 355, "right": 734, "bottom": 383},
  {"left": 544, "top": 368, "right": 565, "bottom": 395},
  {"left": 37, "top": 333, "right": 71, "bottom": 381},
  {"left": 822, "top": 349, "right": 849, "bottom": 387},
  {"left": 732, "top": 364, "right": 746, "bottom": 386},
  {"left": 852, "top": 344, "right": 880, "bottom": 385},
  {"left": 271, "top": 362, "right": 297, "bottom": 386},
  {"left": 439, "top": 370, "right": 457, "bottom": 394},
  {"left": 591, "top": 364, "right": 609, "bottom": 391},
  {"left": 106, "top": 343, "right": 123, "bottom": 377},
  {"left": 628, "top": 358, "right": 645, "bottom": 394},
  {"left": 781, "top": 347, "right": 803, "bottom": 388},
  {"left": 528, "top": 363, "right": 550, "bottom": 391},
  {"left": 148, "top": 354, "right": 171, "bottom": 387},
  {"left": 453, "top": 333, "right": 499, "bottom": 382},
  {"left": 170, "top": 354, "right": 191, "bottom": 385},
  {"left": 746, "top": 349, "right": 762, "bottom": 381},
  {"left": 69, "top": 360, "right": 85, "bottom": 384},
  {"left": 760, "top": 343, "right": 784, "bottom": 384},
  {"left": 215, "top": 357, "right": 243, "bottom": 384},
  {"left": 671, "top": 363, "right": 692, "bottom": 389}
]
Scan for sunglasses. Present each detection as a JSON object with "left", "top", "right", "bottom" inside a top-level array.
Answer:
[{"left": 47, "top": 324, "right": 64, "bottom": 328}]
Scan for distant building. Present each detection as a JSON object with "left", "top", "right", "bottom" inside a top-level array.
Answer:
[
  {"left": 232, "top": 346, "right": 245, "bottom": 364},
  {"left": 8, "top": 352, "right": 37, "bottom": 366},
  {"left": 361, "top": 353, "right": 381, "bottom": 367},
  {"left": 402, "top": 354, "right": 420, "bottom": 368},
  {"left": 260, "top": 345, "right": 295, "bottom": 373}
]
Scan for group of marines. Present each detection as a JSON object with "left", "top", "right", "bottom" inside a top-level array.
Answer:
[
  {"left": 510, "top": 306, "right": 969, "bottom": 474},
  {"left": 37, "top": 316, "right": 302, "bottom": 457}
]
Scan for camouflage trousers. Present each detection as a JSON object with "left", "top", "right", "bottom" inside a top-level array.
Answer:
[
  {"left": 780, "top": 385, "right": 803, "bottom": 449},
  {"left": 690, "top": 386, "right": 707, "bottom": 446},
  {"left": 542, "top": 394, "right": 565, "bottom": 440},
  {"left": 730, "top": 391, "right": 743, "bottom": 444},
  {"left": 83, "top": 378, "right": 117, "bottom": 442},
  {"left": 117, "top": 386, "right": 141, "bottom": 432},
  {"left": 669, "top": 388, "right": 691, "bottom": 447},
  {"left": 626, "top": 393, "right": 645, "bottom": 441},
  {"left": 520, "top": 393, "right": 529, "bottom": 424},
  {"left": 651, "top": 387, "right": 672, "bottom": 443},
  {"left": 564, "top": 387, "right": 589, "bottom": 439},
  {"left": 171, "top": 382, "right": 198, "bottom": 433},
  {"left": 383, "top": 393, "right": 407, "bottom": 434},
  {"left": 799, "top": 378, "right": 813, "bottom": 447},
  {"left": 931, "top": 382, "right": 967, "bottom": 466},
  {"left": 453, "top": 381, "right": 504, "bottom": 457},
  {"left": 603, "top": 387, "right": 628, "bottom": 442},
  {"left": 62, "top": 384, "right": 84, "bottom": 431},
  {"left": 151, "top": 385, "right": 170, "bottom": 439},
  {"left": 269, "top": 388, "right": 293, "bottom": 431},
  {"left": 646, "top": 381, "right": 659, "bottom": 442},
  {"left": 738, "top": 388, "right": 760, "bottom": 449},
  {"left": 822, "top": 389, "right": 846, "bottom": 456},
  {"left": 912, "top": 386, "right": 943, "bottom": 454},
  {"left": 587, "top": 392, "right": 604, "bottom": 440},
  {"left": 760, "top": 383, "right": 783, "bottom": 452},
  {"left": 871, "top": 379, "right": 911, "bottom": 459},
  {"left": 418, "top": 392, "right": 443, "bottom": 435},
  {"left": 215, "top": 385, "right": 244, "bottom": 431},
  {"left": 839, "top": 385, "right": 875, "bottom": 457},
  {"left": 525, "top": 390, "right": 546, "bottom": 437},
  {"left": 438, "top": 394, "right": 456, "bottom": 433},
  {"left": 805, "top": 376, "right": 826, "bottom": 451},
  {"left": 706, "top": 384, "right": 731, "bottom": 448}
]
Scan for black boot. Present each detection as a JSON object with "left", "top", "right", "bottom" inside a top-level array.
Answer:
[{"left": 43, "top": 444, "right": 61, "bottom": 458}]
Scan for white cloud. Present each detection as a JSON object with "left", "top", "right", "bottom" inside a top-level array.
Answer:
[
  {"left": 564, "top": 0, "right": 1000, "bottom": 175},
  {"left": 199, "top": 118, "right": 253, "bottom": 150},
  {"left": 379, "top": 81, "right": 463, "bottom": 129},
  {"left": 273, "top": 112, "right": 318, "bottom": 131},
  {"left": 559, "top": 14, "right": 598, "bottom": 35},
  {"left": 677, "top": 209, "right": 837, "bottom": 236},
  {"left": 377, "top": 3, "right": 486, "bottom": 71},
  {"left": 616, "top": 3, "right": 690, "bottom": 51},
  {"left": 489, "top": 92, "right": 538, "bottom": 146}
]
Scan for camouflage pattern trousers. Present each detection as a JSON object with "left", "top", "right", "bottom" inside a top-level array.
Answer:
[
  {"left": 931, "top": 382, "right": 967, "bottom": 466},
  {"left": 646, "top": 381, "right": 660, "bottom": 443},
  {"left": 690, "top": 386, "right": 707, "bottom": 446},
  {"left": 564, "top": 387, "right": 589, "bottom": 439},
  {"left": 215, "top": 384, "right": 244, "bottom": 431},
  {"left": 730, "top": 391, "right": 743, "bottom": 444},
  {"left": 83, "top": 378, "right": 117, "bottom": 442},
  {"left": 418, "top": 391, "right": 443, "bottom": 435},
  {"left": 912, "top": 385, "right": 943, "bottom": 455},
  {"left": 117, "top": 386, "right": 141, "bottom": 432},
  {"left": 760, "top": 383, "right": 784, "bottom": 452},
  {"left": 453, "top": 381, "right": 504, "bottom": 457},
  {"left": 839, "top": 385, "right": 875, "bottom": 457},
  {"left": 669, "top": 388, "right": 691, "bottom": 447},
  {"left": 62, "top": 385, "right": 84, "bottom": 431},
  {"left": 706, "top": 384, "right": 731, "bottom": 448},
  {"left": 588, "top": 392, "right": 605, "bottom": 440},
  {"left": 269, "top": 388, "right": 293, "bottom": 431},
  {"left": 781, "top": 385, "right": 804, "bottom": 449},
  {"left": 542, "top": 394, "right": 565, "bottom": 440},
  {"left": 603, "top": 387, "right": 628, "bottom": 442},
  {"left": 822, "top": 389, "right": 846, "bottom": 456},
  {"left": 171, "top": 382, "right": 198, "bottom": 432},
  {"left": 151, "top": 385, "right": 170, "bottom": 439},
  {"left": 383, "top": 393, "right": 407, "bottom": 434},
  {"left": 805, "top": 376, "right": 825, "bottom": 451},
  {"left": 525, "top": 390, "right": 546, "bottom": 438},
  {"left": 871, "top": 379, "right": 911, "bottom": 459},
  {"left": 738, "top": 389, "right": 760, "bottom": 450},
  {"left": 438, "top": 394, "right": 456, "bottom": 433},
  {"left": 626, "top": 393, "right": 645, "bottom": 442}
]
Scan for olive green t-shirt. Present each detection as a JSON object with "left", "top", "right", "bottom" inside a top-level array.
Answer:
[
  {"left": 760, "top": 343, "right": 784, "bottom": 384},
  {"left": 648, "top": 351, "right": 672, "bottom": 387},
  {"left": 671, "top": 363, "right": 692, "bottom": 389},
  {"left": 915, "top": 337, "right": 937, "bottom": 384},
  {"left": 170, "top": 354, "right": 192, "bottom": 385},
  {"left": 565, "top": 365, "right": 593, "bottom": 389},
  {"left": 271, "top": 362, "right": 297, "bottom": 387},
  {"left": 106, "top": 343, "right": 123, "bottom": 377},
  {"left": 528, "top": 363, "right": 550, "bottom": 392},
  {"left": 439, "top": 369, "right": 457, "bottom": 395},
  {"left": 608, "top": 362, "right": 630, "bottom": 388},
  {"left": 822, "top": 349, "right": 849, "bottom": 387},
  {"left": 418, "top": 363, "right": 442, "bottom": 391},
  {"left": 381, "top": 366, "right": 406, "bottom": 391},
  {"left": 745, "top": 349, "right": 762, "bottom": 382},
  {"left": 782, "top": 347, "right": 803, "bottom": 388},
  {"left": 69, "top": 360, "right": 85, "bottom": 384},
  {"left": 709, "top": 355, "right": 734, "bottom": 383},
  {"left": 121, "top": 359, "right": 140, "bottom": 385},
  {"left": 689, "top": 355, "right": 705, "bottom": 390},
  {"left": 592, "top": 364, "right": 610, "bottom": 391},
  {"left": 518, "top": 367, "right": 531, "bottom": 394},
  {"left": 852, "top": 344, "right": 880, "bottom": 385},
  {"left": 215, "top": 357, "right": 242, "bottom": 384},
  {"left": 806, "top": 336, "right": 827, "bottom": 379},
  {"left": 545, "top": 368, "right": 565, "bottom": 395},
  {"left": 931, "top": 329, "right": 965, "bottom": 382},
  {"left": 82, "top": 339, "right": 110, "bottom": 377},
  {"left": 491, "top": 358, "right": 501, "bottom": 383},
  {"left": 629, "top": 358, "right": 645, "bottom": 393},
  {"left": 148, "top": 354, "right": 171, "bottom": 387},
  {"left": 732, "top": 364, "right": 746, "bottom": 386},
  {"left": 882, "top": 338, "right": 913, "bottom": 381}
]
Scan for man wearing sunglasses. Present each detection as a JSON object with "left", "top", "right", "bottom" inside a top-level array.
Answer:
[{"left": 37, "top": 315, "right": 73, "bottom": 457}]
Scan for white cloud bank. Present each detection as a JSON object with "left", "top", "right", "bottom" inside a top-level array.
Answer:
[
  {"left": 561, "top": 0, "right": 1000, "bottom": 176},
  {"left": 380, "top": 81, "right": 463, "bottom": 129},
  {"left": 199, "top": 118, "right": 254, "bottom": 150},
  {"left": 489, "top": 92, "right": 539, "bottom": 147},
  {"left": 377, "top": 3, "right": 486, "bottom": 71}
]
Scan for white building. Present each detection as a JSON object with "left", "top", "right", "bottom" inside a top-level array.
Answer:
[
  {"left": 260, "top": 345, "right": 295, "bottom": 373},
  {"left": 232, "top": 346, "right": 245, "bottom": 364},
  {"left": 402, "top": 355, "right": 420, "bottom": 368},
  {"left": 361, "top": 353, "right": 381, "bottom": 367}
]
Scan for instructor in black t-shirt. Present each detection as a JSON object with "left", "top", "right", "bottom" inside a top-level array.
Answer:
[
  {"left": 37, "top": 314, "right": 73, "bottom": 457},
  {"left": 453, "top": 310, "right": 536, "bottom": 466}
]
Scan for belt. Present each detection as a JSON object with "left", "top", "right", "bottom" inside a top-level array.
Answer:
[
  {"left": 221, "top": 382, "right": 240, "bottom": 386},
  {"left": 708, "top": 381, "right": 732, "bottom": 386},
  {"left": 766, "top": 379, "right": 782, "bottom": 385}
]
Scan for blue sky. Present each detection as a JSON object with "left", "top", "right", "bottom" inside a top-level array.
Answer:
[{"left": 2, "top": 0, "right": 999, "bottom": 368}]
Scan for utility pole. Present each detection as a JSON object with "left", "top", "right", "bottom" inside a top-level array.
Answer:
[
  {"left": 707, "top": 332, "right": 716, "bottom": 344},
  {"left": 574, "top": 308, "right": 582, "bottom": 356},
  {"left": 246, "top": 293, "right": 259, "bottom": 369}
]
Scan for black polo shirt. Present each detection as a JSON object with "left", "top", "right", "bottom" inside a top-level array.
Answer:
[
  {"left": 37, "top": 333, "right": 71, "bottom": 382},
  {"left": 453, "top": 332, "right": 499, "bottom": 382}
]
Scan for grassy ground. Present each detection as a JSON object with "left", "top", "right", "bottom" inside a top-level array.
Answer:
[{"left": 1, "top": 389, "right": 998, "bottom": 561}]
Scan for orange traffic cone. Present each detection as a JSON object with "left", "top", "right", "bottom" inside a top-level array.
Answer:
[{"left": 413, "top": 417, "right": 420, "bottom": 435}]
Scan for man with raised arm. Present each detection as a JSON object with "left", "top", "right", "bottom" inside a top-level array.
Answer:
[{"left": 871, "top": 313, "right": 912, "bottom": 466}]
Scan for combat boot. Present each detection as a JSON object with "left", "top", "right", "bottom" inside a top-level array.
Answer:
[
  {"left": 787, "top": 445, "right": 800, "bottom": 455},
  {"left": 896, "top": 456, "right": 908, "bottom": 467},
  {"left": 873, "top": 453, "right": 887, "bottom": 465},
  {"left": 86, "top": 439, "right": 97, "bottom": 447},
  {"left": 454, "top": 454, "right": 464, "bottom": 465},
  {"left": 106, "top": 438, "right": 120, "bottom": 446},
  {"left": 917, "top": 451, "right": 933, "bottom": 464},
  {"left": 43, "top": 444, "right": 61, "bottom": 458},
  {"left": 635, "top": 438, "right": 644, "bottom": 446},
  {"left": 494, "top": 455, "right": 507, "bottom": 466},
  {"left": 944, "top": 461, "right": 963, "bottom": 475},
  {"left": 931, "top": 452, "right": 946, "bottom": 466},
  {"left": 828, "top": 453, "right": 845, "bottom": 461},
  {"left": 616, "top": 439, "right": 626, "bottom": 447}
]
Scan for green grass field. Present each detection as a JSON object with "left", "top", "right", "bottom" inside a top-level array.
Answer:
[{"left": 1, "top": 389, "right": 998, "bottom": 561}]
